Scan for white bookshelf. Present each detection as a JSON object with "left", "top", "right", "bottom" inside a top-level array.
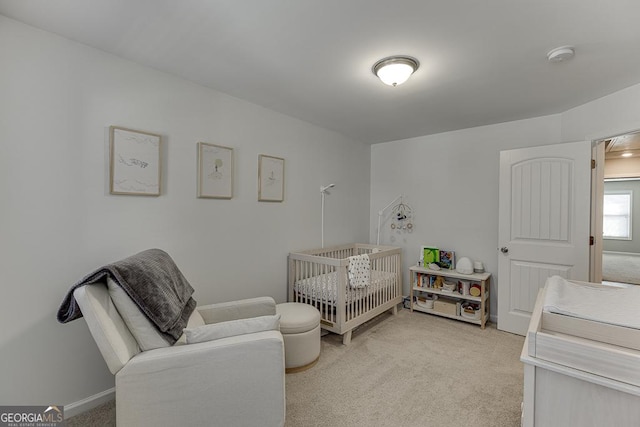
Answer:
[{"left": 409, "top": 265, "right": 491, "bottom": 328}]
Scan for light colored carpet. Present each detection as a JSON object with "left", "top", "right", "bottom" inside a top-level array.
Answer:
[
  {"left": 602, "top": 252, "right": 640, "bottom": 285},
  {"left": 286, "top": 310, "right": 524, "bottom": 427},
  {"left": 66, "top": 309, "right": 525, "bottom": 426},
  {"left": 65, "top": 400, "right": 115, "bottom": 427}
]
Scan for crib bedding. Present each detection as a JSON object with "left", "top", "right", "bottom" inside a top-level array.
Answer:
[{"left": 293, "top": 270, "right": 397, "bottom": 305}]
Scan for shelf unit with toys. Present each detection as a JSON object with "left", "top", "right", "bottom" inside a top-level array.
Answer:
[{"left": 409, "top": 265, "right": 491, "bottom": 329}]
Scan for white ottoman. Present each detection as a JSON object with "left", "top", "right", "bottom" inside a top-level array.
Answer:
[{"left": 276, "top": 303, "right": 321, "bottom": 373}]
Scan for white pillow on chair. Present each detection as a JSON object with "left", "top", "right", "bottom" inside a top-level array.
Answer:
[
  {"left": 107, "top": 278, "right": 204, "bottom": 350},
  {"left": 185, "top": 315, "right": 280, "bottom": 344}
]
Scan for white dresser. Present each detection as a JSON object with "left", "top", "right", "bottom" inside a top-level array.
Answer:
[{"left": 521, "top": 282, "right": 640, "bottom": 427}]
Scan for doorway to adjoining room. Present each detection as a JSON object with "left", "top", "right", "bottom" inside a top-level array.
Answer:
[{"left": 599, "top": 133, "right": 640, "bottom": 287}]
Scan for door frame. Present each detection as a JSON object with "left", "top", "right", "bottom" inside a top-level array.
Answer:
[
  {"left": 590, "top": 128, "right": 640, "bottom": 283},
  {"left": 590, "top": 140, "right": 604, "bottom": 282}
]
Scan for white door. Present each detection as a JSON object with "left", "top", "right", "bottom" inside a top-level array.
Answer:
[{"left": 497, "top": 141, "right": 592, "bottom": 335}]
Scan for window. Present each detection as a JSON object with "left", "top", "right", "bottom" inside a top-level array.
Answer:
[{"left": 603, "top": 191, "right": 632, "bottom": 240}]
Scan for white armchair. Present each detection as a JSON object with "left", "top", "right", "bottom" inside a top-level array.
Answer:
[{"left": 74, "top": 283, "right": 285, "bottom": 427}]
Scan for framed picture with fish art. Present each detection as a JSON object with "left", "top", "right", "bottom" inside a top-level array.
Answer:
[
  {"left": 109, "top": 126, "right": 161, "bottom": 196},
  {"left": 197, "top": 142, "right": 234, "bottom": 199}
]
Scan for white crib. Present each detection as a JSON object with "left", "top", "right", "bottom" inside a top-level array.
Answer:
[{"left": 288, "top": 243, "right": 402, "bottom": 345}]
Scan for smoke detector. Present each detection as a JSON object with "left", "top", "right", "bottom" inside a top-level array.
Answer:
[{"left": 547, "top": 46, "right": 575, "bottom": 63}]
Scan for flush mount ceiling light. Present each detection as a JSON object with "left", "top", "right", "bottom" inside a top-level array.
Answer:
[
  {"left": 547, "top": 46, "right": 575, "bottom": 63},
  {"left": 372, "top": 56, "right": 419, "bottom": 86}
]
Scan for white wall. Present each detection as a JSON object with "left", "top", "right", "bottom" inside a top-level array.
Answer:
[
  {"left": 0, "top": 17, "right": 370, "bottom": 408},
  {"left": 561, "top": 83, "right": 640, "bottom": 143},
  {"left": 370, "top": 115, "right": 562, "bottom": 318}
]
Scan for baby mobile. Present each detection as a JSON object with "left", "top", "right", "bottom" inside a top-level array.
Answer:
[
  {"left": 376, "top": 194, "right": 414, "bottom": 245},
  {"left": 390, "top": 198, "right": 413, "bottom": 232}
]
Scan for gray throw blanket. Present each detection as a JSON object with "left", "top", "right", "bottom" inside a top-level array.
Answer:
[{"left": 57, "top": 248, "right": 196, "bottom": 345}]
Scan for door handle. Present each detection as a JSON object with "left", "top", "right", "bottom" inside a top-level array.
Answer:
[{"left": 500, "top": 247, "right": 509, "bottom": 254}]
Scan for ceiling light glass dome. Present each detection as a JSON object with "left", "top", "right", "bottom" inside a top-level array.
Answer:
[{"left": 373, "top": 56, "right": 419, "bottom": 86}]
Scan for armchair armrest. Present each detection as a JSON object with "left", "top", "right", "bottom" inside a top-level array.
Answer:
[
  {"left": 197, "top": 296, "right": 276, "bottom": 324},
  {"left": 116, "top": 330, "right": 285, "bottom": 427}
]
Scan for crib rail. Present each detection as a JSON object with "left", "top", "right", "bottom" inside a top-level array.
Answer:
[
  {"left": 288, "top": 255, "right": 341, "bottom": 327},
  {"left": 288, "top": 244, "right": 402, "bottom": 341},
  {"left": 293, "top": 243, "right": 400, "bottom": 260},
  {"left": 343, "top": 250, "right": 401, "bottom": 323}
]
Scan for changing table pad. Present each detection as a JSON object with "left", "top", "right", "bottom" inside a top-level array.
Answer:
[{"left": 543, "top": 275, "right": 640, "bottom": 330}]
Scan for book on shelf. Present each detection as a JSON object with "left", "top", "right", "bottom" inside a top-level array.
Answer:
[
  {"left": 429, "top": 275, "right": 437, "bottom": 288},
  {"left": 438, "top": 250, "right": 455, "bottom": 269}
]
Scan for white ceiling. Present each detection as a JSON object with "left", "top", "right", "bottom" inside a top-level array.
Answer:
[{"left": 2, "top": 0, "right": 640, "bottom": 144}]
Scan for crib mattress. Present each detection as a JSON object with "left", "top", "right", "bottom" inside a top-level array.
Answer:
[{"left": 293, "top": 270, "right": 396, "bottom": 305}]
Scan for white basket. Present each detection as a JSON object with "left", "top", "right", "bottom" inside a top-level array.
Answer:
[
  {"left": 442, "top": 281, "right": 457, "bottom": 292},
  {"left": 415, "top": 297, "right": 434, "bottom": 310},
  {"left": 460, "top": 307, "right": 481, "bottom": 320}
]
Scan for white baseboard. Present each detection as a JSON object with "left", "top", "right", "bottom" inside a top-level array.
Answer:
[
  {"left": 64, "top": 387, "right": 115, "bottom": 418},
  {"left": 603, "top": 250, "right": 640, "bottom": 257}
]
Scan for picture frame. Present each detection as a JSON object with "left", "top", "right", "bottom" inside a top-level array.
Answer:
[
  {"left": 421, "top": 246, "right": 439, "bottom": 265},
  {"left": 197, "top": 142, "right": 233, "bottom": 199},
  {"left": 258, "top": 154, "right": 285, "bottom": 202},
  {"left": 109, "top": 126, "right": 161, "bottom": 196}
]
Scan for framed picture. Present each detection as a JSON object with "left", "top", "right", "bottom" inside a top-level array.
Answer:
[
  {"left": 421, "top": 246, "right": 439, "bottom": 265},
  {"left": 109, "top": 126, "right": 161, "bottom": 196},
  {"left": 258, "top": 154, "right": 285, "bottom": 202},
  {"left": 197, "top": 142, "right": 233, "bottom": 199}
]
